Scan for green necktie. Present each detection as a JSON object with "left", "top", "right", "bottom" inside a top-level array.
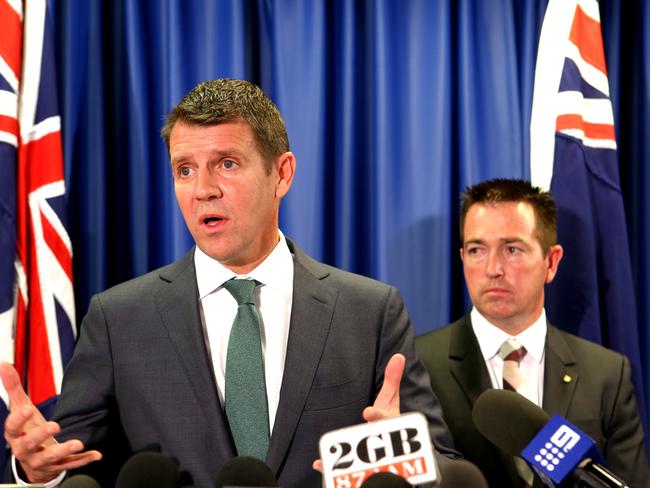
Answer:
[{"left": 223, "top": 278, "right": 270, "bottom": 460}]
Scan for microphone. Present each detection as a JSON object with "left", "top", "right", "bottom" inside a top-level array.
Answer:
[
  {"left": 472, "top": 389, "right": 629, "bottom": 487},
  {"left": 214, "top": 456, "right": 278, "bottom": 487},
  {"left": 115, "top": 451, "right": 180, "bottom": 488},
  {"left": 60, "top": 474, "right": 102, "bottom": 488},
  {"left": 360, "top": 472, "right": 411, "bottom": 487},
  {"left": 438, "top": 460, "right": 488, "bottom": 488}
]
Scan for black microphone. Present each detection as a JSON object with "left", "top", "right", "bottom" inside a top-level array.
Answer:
[
  {"left": 472, "top": 388, "right": 549, "bottom": 455},
  {"left": 438, "top": 459, "right": 488, "bottom": 488},
  {"left": 472, "top": 389, "right": 629, "bottom": 488},
  {"left": 115, "top": 451, "right": 180, "bottom": 488},
  {"left": 60, "top": 474, "right": 102, "bottom": 488},
  {"left": 360, "top": 471, "right": 411, "bottom": 487},
  {"left": 214, "top": 456, "right": 279, "bottom": 487}
]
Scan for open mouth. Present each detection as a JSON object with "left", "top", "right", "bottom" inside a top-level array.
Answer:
[{"left": 202, "top": 216, "right": 223, "bottom": 227}]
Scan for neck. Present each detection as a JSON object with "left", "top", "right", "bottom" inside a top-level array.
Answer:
[{"left": 224, "top": 231, "right": 281, "bottom": 275}]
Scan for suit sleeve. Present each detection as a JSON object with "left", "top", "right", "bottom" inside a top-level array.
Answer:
[
  {"left": 53, "top": 295, "right": 131, "bottom": 484},
  {"left": 603, "top": 356, "right": 650, "bottom": 487},
  {"left": 375, "top": 286, "right": 459, "bottom": 461}
]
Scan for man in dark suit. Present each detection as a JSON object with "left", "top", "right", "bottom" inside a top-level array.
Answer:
[
  {"left": 0, "top": 79, "right": 456, "bottom": 487},
  {"left": 416, "top": 178, "right": 649, "bottom": 487}
]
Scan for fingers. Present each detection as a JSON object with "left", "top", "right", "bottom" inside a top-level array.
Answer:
[
  {"left": 25, "top": 440, "right": 102, "bottom": 470},
  {"left": 371, "top": 353, "right": 405, "bottom": 412},
  {"left": 17, "top": 440, "right": 102, "bottom": 483},
  {"left": 4, "top": 404, "right": 48, "bottom": 445},
  {"left": 7, "top": 416, "right": 57, "bottom": 456},
  {"left": 0, "top": 362, "right": 32, "bottom": 410},
  {"left": 312, "top": 459, "right": 323, "bottom": 473},
  {"left": 362, "top": 405, "right": 390, "bottom": 422}
]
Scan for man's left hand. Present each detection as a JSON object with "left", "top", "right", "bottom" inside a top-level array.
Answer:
[{"left": 363, "top": 353, "right": 405, "bottom": 422}]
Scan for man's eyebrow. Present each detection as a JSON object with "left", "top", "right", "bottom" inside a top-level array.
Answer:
[
  {"left": 463, "top": 238, "right": 485, "bottom": 246},
  {"left": 463, "top": 237, "right": 525, "bottom": 246},
  {"left": 171, "top": 147, "right": 243, "bottom": 165}
]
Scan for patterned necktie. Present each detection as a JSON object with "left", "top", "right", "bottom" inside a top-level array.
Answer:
[
  {"left": 500, "top": 338, "right": 534, "bottom": 487},
  {"left": 500, "top": 338, "right": 528, "bottom": 395},
  {"left": 223, "top": 278, "right": 270, "bottom": 460}
]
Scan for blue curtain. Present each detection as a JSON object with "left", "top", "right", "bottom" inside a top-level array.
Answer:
[{"left": 50, "top": 0, "right": 650, "bottom": 425}]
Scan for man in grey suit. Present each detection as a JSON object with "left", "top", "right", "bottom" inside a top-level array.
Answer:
[
  {"left": 1, "top": 79, "right": 456, "bottom": 487},
  {"left": 416, "top": 178, "right": 649, "bottom": 487}
]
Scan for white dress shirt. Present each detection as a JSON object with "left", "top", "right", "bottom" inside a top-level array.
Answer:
[
  {"left": 470, "top": 307, "right": 547, "bottom": 406},
  {"left": 195, "top": 231, "right": 294, "bottom": 433}
]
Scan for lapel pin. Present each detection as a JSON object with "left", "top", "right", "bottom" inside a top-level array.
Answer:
[{"left": 563, "top": 374, "right": 572, "bottom": 383}]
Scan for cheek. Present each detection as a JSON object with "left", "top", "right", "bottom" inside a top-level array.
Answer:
[
  {"left": 175, "top": 191, "right": 192, "bottom": 212},
  {"left": 463, "top": 267, "right": 482, "bottom": 289},
  {"left": 174, "top": 190, "right": 197, "bottom": 222}
]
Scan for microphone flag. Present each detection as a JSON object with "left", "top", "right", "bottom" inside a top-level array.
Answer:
[
  {"left": 521, "top": 415, "right": 603, "bottom": 487},
  {"left": 319, "top": 412, "right": 438, "bottom": 488}
]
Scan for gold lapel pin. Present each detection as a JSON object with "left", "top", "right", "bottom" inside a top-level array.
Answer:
[{"left": 563, "top": 374, "right": 572, "bottom": 383}]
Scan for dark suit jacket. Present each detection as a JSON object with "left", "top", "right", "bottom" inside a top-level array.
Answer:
[
  {"left": 53, "top": 240, "right": 456, "bottom": 487},
  {"left": 415, "top": 314, "right": 650, "bottom": 488}
]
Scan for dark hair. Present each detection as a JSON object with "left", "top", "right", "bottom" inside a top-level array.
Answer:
[
  {"left": 459, "top": 178, "right": 558, "bottom": 253},
  {"left": 161, "top": 79, "right": 290, "bottom": 172}
]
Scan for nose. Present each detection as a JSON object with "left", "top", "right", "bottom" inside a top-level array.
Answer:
[
  {"left": 485, "top": 250, "right": 504, "bottom": 278},
  {"left": 194, "top": 167, "right": 222, "bottom": 200}
]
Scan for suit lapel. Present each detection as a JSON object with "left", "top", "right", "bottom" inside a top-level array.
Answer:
[
  {"left": 154, "top": 250, "right": 235, "bottom": 459},
  {"left": 266, "top": 242, "right": 337, "bottom": 473},
  {"left": 449, "top": 316, "right": 493, "bottom": 405},
  {"left": 542, "top": 325, "right": 578, "bottom": 416}
]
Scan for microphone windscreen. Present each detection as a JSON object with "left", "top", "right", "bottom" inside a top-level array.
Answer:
[
  {"left": 214, "top": 456, "right": 278, "bottom": 487},
  {"left": 116, "top": 451, "right": 180, "bottom": 488},
  {"left": 438, "top": 460, "right": 488, "bottom": 488},
  {"left": 60, "top": 474, "right": 102, "bottom": 488},
  {"left": 360, "top": 472, "right": 411, "bottom": 487},
  {"left": 471, "top": 389, "right": 550, "bottom": 456}
]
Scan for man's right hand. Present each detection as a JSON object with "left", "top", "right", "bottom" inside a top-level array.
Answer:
[{"left": 0, "top": 362, "right": 102, "bottom": 483}]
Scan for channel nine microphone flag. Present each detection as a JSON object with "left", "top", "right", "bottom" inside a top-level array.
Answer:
[
  {"left": 530, "top": 0, "right": 646, "bottom": 423},
  {"left": 0, "top": 0, "right": 76, "bottom": 474}
]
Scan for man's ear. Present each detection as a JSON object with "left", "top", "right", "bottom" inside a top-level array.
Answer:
[
  {"left": 275, "top": 152, "right": 295, "bottom": 199},
  {"left": 544, "top": 244, "right": 564, "bottom": 284}
]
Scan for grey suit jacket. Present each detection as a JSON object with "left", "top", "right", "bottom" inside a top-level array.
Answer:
[
  {"left": 415, "top": 314, "right": 650, "bottom": 488},
  {"left": 54, "top": 240, "right": 456, "bottom": 487}
]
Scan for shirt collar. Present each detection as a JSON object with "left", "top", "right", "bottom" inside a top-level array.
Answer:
[
  {"left": 471, "top": 307, "right": 547, "bottom": 363},
  {"left": 195, "top": 230, "right": 293, "bottom": 299}
]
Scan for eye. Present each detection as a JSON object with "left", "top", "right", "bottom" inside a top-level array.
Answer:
[
  {"left": 223, "top": 159, "right": 236, "bottom": 169},
  {"left": 465, "top": 246, "right": 486, "bottom": 258},
  {"left": 504, "top": 245, "right": 524, "bottom": 257},
  {"left": 178, "top": 166, "right": 193, "bottom": 177}
]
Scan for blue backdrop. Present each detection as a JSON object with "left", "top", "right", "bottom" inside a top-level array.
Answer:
[{"left": 48, "top": 0, "right": 650, "bottom": 424}]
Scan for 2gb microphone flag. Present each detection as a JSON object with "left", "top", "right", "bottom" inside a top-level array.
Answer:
[
  {"left": 0, "top": 0, "right": 76, "bottom": 474},
  {"left": 530, "top": 0, "right": 646, "bottom": 422},
  {"left": 319, "top": 412, "right": 438, "bottom": 488}
]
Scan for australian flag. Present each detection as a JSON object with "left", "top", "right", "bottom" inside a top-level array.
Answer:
[
  {"left": 0, "top": 0, "right": 76, "bottom": 475},
  {"left": 530, "top": 0, "right": 646, "bottom": 424}
]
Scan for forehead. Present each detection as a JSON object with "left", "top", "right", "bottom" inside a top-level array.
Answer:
[
  {"left": 463, "top": 201, "right": 537, "bottom": 241},
  {"left": 169, "top": 120, "right": 258, "bottom": 160}
]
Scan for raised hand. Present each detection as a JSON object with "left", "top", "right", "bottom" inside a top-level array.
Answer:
[
  {"left": 0, "top": 362, "right": 102, "bottom": 483},
  {"left": 362, "top": 353, "right": 404, "bottom": 422}
]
